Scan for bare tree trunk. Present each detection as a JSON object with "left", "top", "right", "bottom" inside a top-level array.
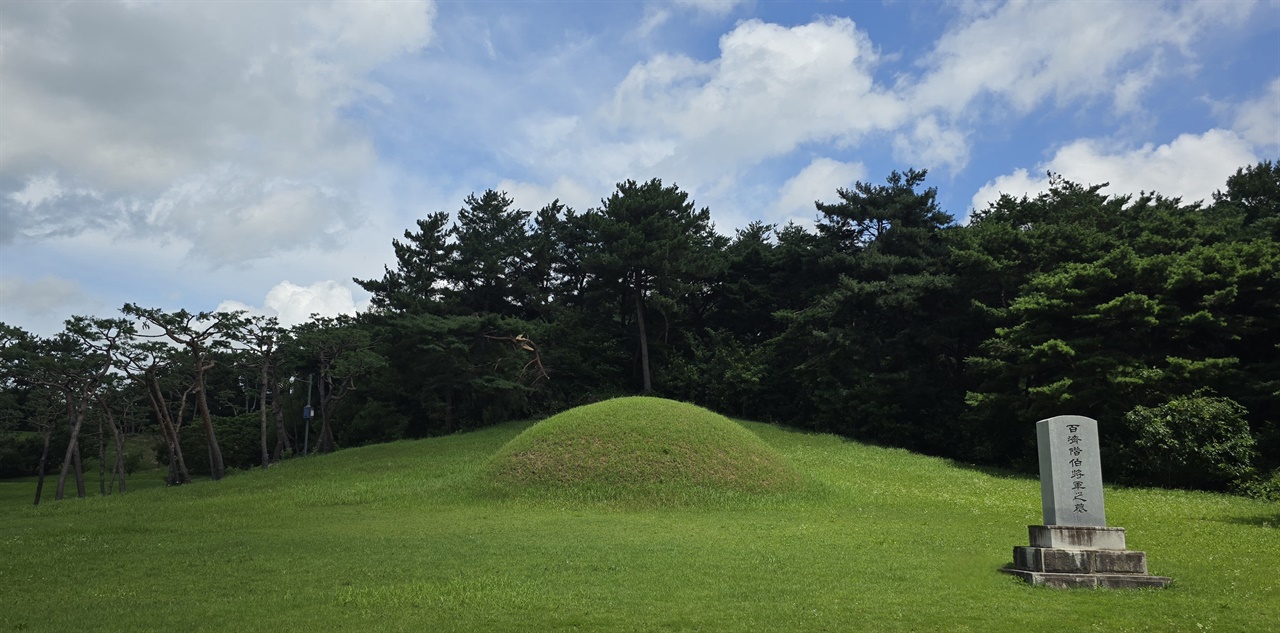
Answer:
[
  {"left": 259, "top": 362, "right": 270, "bottom": 469},
  {"left": 445, "top": 388, "right": 455, "bottom": 432},
  {"left": 317, "top": 380, "right": 335, "bottom": 454},
  {"left": 143, "top": 376, "right": 180, "bottom": 485},
  {"left": 56, "top": 402, "right": 88, "bottom": 501},
  {"left": 112, "top": 421, "right": 127, "bottom": 493},
  {"left": 33, "top": 425, "right": 53, "bottom": 507},
  {"left": 73, "top": 434, "right": 86, "bottom": 498},
  {"left": 271, "top": 388, "right": 292, "bottom": 461},
  {"left": 318, "top": 416, "right": 335, "bottom": 453},
  {"left": 171, "top": 399, "right": 191, "bottom": 484},
  {"left": 98, "top": 395, "right": 128, "bottom": 494},
  {"left": 144, "top": 375, "right": 191, "bottom": 485},
  {"left": 634, "top": 274, "right": 652, "bottom": 394},
  {"left": 98, "top": 418, "right": 107, "bottom": 496},
  {"left": 195, "top": 382, "right": 225, "bottom": 480}
]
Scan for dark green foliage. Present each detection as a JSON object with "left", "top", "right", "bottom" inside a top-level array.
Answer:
[
  {"left": 661, "top": 330, "right": 768, "bottom": 419},
  {"left": 961, "top": 170, "right": 1279, "bottom": 480},
  {"left": 585, "top": 178, "right": 726, "bottom": 393},
  {"left": 342, "top": 401, "right": 411, "bottom": 446},
  {"left": 354, "top": 211, "right": 454, "bottom": 314},
  {"left": 167, "top": 413, "right": 263, "bottom": 474},
  {"left": 446, "top": 190, "right": 533, "bottom": 317},
  {"left": 0, "top": 432, "right": 55, "bottom": 477},
  {"left": 768, "top": 170, "right": 964, "bottom": 454},
  {"left": 1234, "top": 467, "right": 1280, "bottom": 502},
  {"left": 1122, "top": 396, "right": 1256, "bottom": 490},
  {"left": 5, "top": 162, "right": 1277, "bottom": 497}
]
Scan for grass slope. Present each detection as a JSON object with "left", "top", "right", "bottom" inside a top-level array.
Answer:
[
  {"left": 1, "top": 418, "right": 1277, "bottom": 632},
  {"left": 483, "top": 397, "right": 803, "bottom": 504}
]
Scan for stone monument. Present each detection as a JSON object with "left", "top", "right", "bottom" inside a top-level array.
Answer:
[{"left": 1001, "top": 415, "right": 1173, "bottom": 589}]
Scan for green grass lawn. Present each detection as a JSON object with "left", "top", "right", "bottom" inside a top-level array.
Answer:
[{"left": 1, "top": 416, "right": 1276, "bottom": 632}]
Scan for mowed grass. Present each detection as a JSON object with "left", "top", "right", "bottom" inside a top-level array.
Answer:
[
  {"left": 483, "top": 397, "right": 804, "bottom": 504},
  {"left": 0, "top": 414, "right": 1277, "bottom": 632}
]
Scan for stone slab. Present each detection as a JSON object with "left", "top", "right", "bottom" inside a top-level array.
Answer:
[
  {"left": 1001, "top": 568, "right": 1172, "bottom": 589},
  {"left": 1037, "top": 415, "right": 1107, "bottom": 526},
  {"left": 1012, "top": 546, "right": 1148, "bottom": 574},
  {"left": 1095, "top": 550, "right": 1148, "bottom": 574},
  {"left": 1029, "top": 525, "right": 1126, "bottom": 550}
]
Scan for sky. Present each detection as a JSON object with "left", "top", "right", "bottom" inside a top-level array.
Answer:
[{"left": 1, "top": 0, "right": 1278, "bottom": 337}]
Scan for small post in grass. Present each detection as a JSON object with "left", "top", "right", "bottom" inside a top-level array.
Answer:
[{"left": 1001, "top": 415, "right": 1173, "bottom": 589}]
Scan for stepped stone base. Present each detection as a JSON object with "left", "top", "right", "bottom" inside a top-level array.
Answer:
[
  {"left": 1001, "top": 568, "right": 1173, "bottom": 589},
  {"left": 1002, "top": 526, "right": 1172, "bottom": 589},
  {"left": 1029, "top": 524, "right": 1126, "bottom": 550}
]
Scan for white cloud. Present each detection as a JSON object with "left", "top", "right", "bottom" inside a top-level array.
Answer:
[
  {"left": 217, "top": 280, "right": 368, "bottom": 329},
  {"left": 913, "top": 1, "right": 1255, "bottom": 116},
  {"left": 0, "top": 275, "right": 107, "bottom": 337},
  {"left": 640, "top": 0, "right": 749, "bottom": 35},
  {"left": 0, "top": 275, "right": 88, "bottom": 319},
  {"left": 970, "top": 129, "right": 1259, "bottom": 211},
  {"left": 606, "top": 17, "right": 906, "bottom": 180},
  {"left": 773, "top": 158, "right": 867, "bottom": 223},
  {"left": 1232, "top": 77, "right": 1280, "bottom": 151},
  {"left": 671, "top": 0, "right": 750, "bottom": 18},
  {"left": 637, "top": 6, "right": 673, "bottom": 38},
  {"left": 0, "top": 0, "right": 435, "bottom": 261},
  {"left": 892, "top": 116, "right": 969, "bottom": 173},
  {"left": 496, "top": 176, "right": 599, "bottom": 214}
]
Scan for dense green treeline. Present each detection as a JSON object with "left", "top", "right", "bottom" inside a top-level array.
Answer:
[
  {"left": 344, "top": 164, "right": 1278, "bottom": 494},
  {"left": 2, "top": 162, "right": 1277, "bottom": 498}
]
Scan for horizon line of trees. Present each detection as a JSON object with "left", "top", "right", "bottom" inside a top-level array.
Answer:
[{"left": 2, "top": 162, "right": 1277, "bottom": 501}]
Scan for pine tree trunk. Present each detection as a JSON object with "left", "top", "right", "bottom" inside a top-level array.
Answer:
[
  {"left": 144, "top": 376, "right": 187, "bottom": 486},
  {"left": 56, "top": 403, "right": 87, "bottom": 501},
  {"left": 73, "top": 434, "right": 86, "bottom": 498},
  {"left": 271, "top": 387, "right": 292, "bottom": 461},
  {"left": 196, "top": 383, "right": 225, "bottom": 480},
  {"left": 259, "top": 363, "right": 270, "bottom": 469},
  {"left": 110, "top": 415, "right": 127, "bottom": 494},
  {"left": 98, "top": 419, "right": 107, "bottom": 496},
  {"left": 445, "top": 388, "right": 455, "bottom": 431},
  {"left": 634, "top": 274, "right": 652, "bottom": 394},
  {"left": 32, "top": 426, "right": 52, "bottom": 507}
]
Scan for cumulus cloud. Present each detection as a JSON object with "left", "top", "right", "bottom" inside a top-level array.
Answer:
[
  {"left": 773, "top": 158, "right": 867, "bottom": 223},
  {"left": 892, "top": 116, "right": 969, "bottom": 173},
  {"left": 672, "top": 0, "right": 750, "bottom": 18},
  {"left": 913, "top": 1, "right": 1254, "bottom": 116},
  {"left": 0, "top": 276, "right": 89, "bottom": 319},
  {"left": 0, "top": 0, "right": 435, "bottom": 262},
  {"left": 217, "top": 280, "right": 368, "bottom": 328},
  {"left": 507, "top": 16, "right": 905, "bottom": 217},
  {"left": 970, "top": 129, "right": 1259, "bottom": 211},
  {"left": 0, "top": 275, "right": 108, "bottom": 336},
  {"left": 509, "top": 5, "right": 1264, "bottom": 234},
  {"left": 496, "top": 176, "right": 600, "bottom": 214},
  {"left": 1232, "top": 77, "right": 1280, "bottom": 151},
  {"left": 638, "top": 0, "right": 749, "bottom": 36},
  {"left": 606, "top": 17, "right": 905, "bottom": 180}
]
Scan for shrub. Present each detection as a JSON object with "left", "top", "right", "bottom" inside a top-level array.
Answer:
[
  {"left": 163, "top": 414, "right": 266, "bottom": 474},
  {"left": 1234, "top": 467, "right": 1280, "bottom": 502},
  {"left": 1123, "top": 395, "right": 1256, "bottom": 490}
]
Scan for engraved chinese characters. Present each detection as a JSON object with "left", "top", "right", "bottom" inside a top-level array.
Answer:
[{"left": 1036, "top": 415, "right": 1107, "bottom": 527}]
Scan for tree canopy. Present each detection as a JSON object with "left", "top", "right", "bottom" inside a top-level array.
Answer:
[{"left": 3, "top": 162, "right": 1277, "bottom": 499}]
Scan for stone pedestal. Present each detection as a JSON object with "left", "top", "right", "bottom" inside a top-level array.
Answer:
[{"left": 1001, "top": 526, "right": 1172, "bottom": 589}]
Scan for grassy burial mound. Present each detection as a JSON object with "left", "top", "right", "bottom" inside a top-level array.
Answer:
[{"left": 483, "top": 397, "right": 803, "bottom": 502}]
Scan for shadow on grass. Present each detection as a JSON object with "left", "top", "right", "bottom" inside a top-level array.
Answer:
[
  {"left": 941, "top": 459, "right": 1038, "bottom": 483},
  {"left": 748, "top": 417, "right": 1041, "bottom": 483},
  {"left": 1217, "top": 511, "right": 1280, "bottom": 529}
]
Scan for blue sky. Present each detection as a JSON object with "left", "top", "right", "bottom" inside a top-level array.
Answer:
[{"left": 2, "top": 0, "right": 1278, "bottom": 336}]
